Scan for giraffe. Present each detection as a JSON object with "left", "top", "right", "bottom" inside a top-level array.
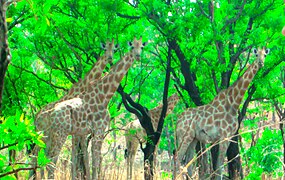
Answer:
[
  {"left": 125, "top": 93, "right": 179, "bottom": 180},
  {"left": 34, "top": 37, "right": 147, "bottom": 179},
  {"left": 30, "top": 39, "right": 118, "bottom": 179},
  {"left": 176, "top": 47, "right": 270, "bottom": 179}
]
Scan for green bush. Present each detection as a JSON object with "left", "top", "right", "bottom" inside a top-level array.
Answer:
[
  {"left": 0, "top": 111, "right": 46, "bottom": 179},
  {"left": 244, "top": 128, "right": 282, "bottom": 179}
]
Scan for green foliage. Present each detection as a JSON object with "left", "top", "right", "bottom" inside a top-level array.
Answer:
[
  {"left": 1, "top": 0, "right": 285, "bottom": 178},
  {"left": 0, "top": 112, "right": 46, "bottom": 178},
  {"left": 243, "top": 128, "right": 283, "bottom": 178}
]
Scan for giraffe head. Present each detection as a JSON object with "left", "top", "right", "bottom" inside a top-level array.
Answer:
[
  {"left": 252, "top": 47, "right": 270, "bottom": 67},
  {"left": 101, "top": 38, "right": 119, "bottom": 60},
  {"left": 128, "top": 37, "right": 147, "bottom": 60}
]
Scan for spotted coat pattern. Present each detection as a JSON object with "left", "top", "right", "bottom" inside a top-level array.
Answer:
[{"left": 176, "top": 47, "right": 270, "bottom": 179}]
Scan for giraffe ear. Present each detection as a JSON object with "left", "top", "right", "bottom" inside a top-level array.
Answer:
[
  {"left": 142, "top": 42, "right": 148, "bottom": 47},
  {"left": 101, "top": 43, "right": 106, "bottom": 50},
  {"left": 128, "top": 41, "right": 133, "bottom": 47},
  {"left": 265, "top": 48, "right": 270, "bottom": 55},
  {"left": 253, "top": 48, "right": 257, "bottom": 54},
  {"left": 114, "top": 44, "right": 119, "bottom": 49}
]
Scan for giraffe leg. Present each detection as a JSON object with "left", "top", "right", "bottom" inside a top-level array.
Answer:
[
  {"left": 82, "top": 135, "right": 91, "bottom": 180},
  {"left": 91, "top": 134, "right": 104, "bottom": 180},
  {"left": 91, "top": 112, "right": 111, "bottom": 180},
  {"left": 176, "top": 136, "right": 195, "bottom": 177},
  {"left": 213, "top": 141, "right": 229, "bottom": 180},
  {"left": 71, "top": 135, "right": 78, "bottom": 180},
  {"left": 129, "top": 140, "right": 139, "bottom": 180},
  {"left": 72, "top": 135, "right": 90, "bottom": 180},
  {"left": 184, "top": 139, "right": 198, "bottom": 178},
  {"left": 46, "top": 131, "right": 67, "bottom": 179},
  {"left": 125, "top": 141, "right": 131, "bottom": 180}
]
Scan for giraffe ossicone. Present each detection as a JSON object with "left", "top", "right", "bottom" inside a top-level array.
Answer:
[{"left": 176, "top": 47, "right": 269, "bottom": 179}]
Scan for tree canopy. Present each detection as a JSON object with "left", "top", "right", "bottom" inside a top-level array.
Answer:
[{"left": 1, "top": 0, "right": 285, "bottom": 179}]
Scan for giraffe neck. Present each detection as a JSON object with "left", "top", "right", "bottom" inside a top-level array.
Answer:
[
  {"left": 86, "top": 52, "right": 135, "bottom": 106},
  {"left": 63, "top": 55, "right": 109, "bottom": 100},
  {"left": 150, "top": 95, "right": 179, "bottom": 130},
  {"left": 213, "top": 60, "right": 261, "bottom": 110}
]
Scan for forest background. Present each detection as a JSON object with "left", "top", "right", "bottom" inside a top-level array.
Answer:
[{"left": 0, "top": 0, "right": 285, "bottom": 179}]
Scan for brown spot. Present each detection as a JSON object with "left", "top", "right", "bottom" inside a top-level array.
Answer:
[
  {"left": 104, "top": 84, "right": 109, "bottom": 93},
  {"left": 233, "top": 88, "right": 238, "bottom": 97},
  {"left": 94, "top": 73, "right": 100, "bottom": 79},
  {"left": 237, "top": 89, "right": 243, "bottom": 97},
  {"left": 244, "top": 73, "right": 248, "bottom": 80},
  {"left": 222, "top": 122, "right": 227, "bottom": 129},
  {"left": 229, "top": 96, "right": 234, "bottom": 103},
  {"left": 229, "top": 88, "right": 233, "bottom": 95},
  {"left": 87, "top": 114, "right": 92, "bottom": 120},
  {"left": 208, "top": 116, "right": 213, "bottom": 124},
  {"left": 208, "top": 107, "right": 214, "bottom": 113},
  {"left": 90, "top": 105, "right": 96, "bottom": 112},
  {"left": 248, "top": 73, "right": 253, "bottom": 80},
  {"left": 237, "top": 80, "right": 243, "bottom": 89},
  {"left": 124, "top": 65, "right": 130, "bottom": 71},
  {"left": 115, "top": 74, "right": 121, "bottom": 82},
  {"left": 215, "top": 121, "right": 221, "bottom": 126},
  {"left": 213, "top": 101, "right": 219, "bottom": 107},
  {"left": 99, "top": 94, "right": 104, "bottom": 101},
  {"left": 219, "top": 93, "right": 225, "bottom": 100},
  {"left": 100, "top": 62, "right": 105, "bottom": 69},
  {"left": 90, "top": 98, "right": 95, "bottom": 105},
  {"left": 217, "top": 105, "right": 224, "bottom": 112},
  {"left": 108, "top": 75, "right": 113, "bottom": 83},
  {"left": 106, "top": 93, "right": 113, "bottom": 100},
  {"left": 225, "top": 114, "right": 231, "bottom": 120},
  {"left": 214, "top": 113, "right": 224, "bottom": 120},
  {"left": 243, "top": 80, "right": 250, "bottom": 89},
  {"left": 117, "top": 62, "right": 123, "bottom": 70},
  {"left": 252, "top": 67, "right": 257, "bottom": 75},
  {"left": 99, "top": 106, "right": 104, "bottom": 111},
  {"left": 204, "top": 111, "right": 211, "bottom": 117},
  {"left": 232, "top": 103, "right": 239, "bottom": 111}
]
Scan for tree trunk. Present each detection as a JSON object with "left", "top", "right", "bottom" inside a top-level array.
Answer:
[
  {"left": 0, "top": 0, "right": 13, "bottom": 177},
  {"left": 227, "top": 134, "right": 243, "bottom": 179},
  {"left": 0, "top": 0, "right": 11, "bottom": 113},
  {"left": 143, "top": 142, "right": 156, "bottom": 180}
]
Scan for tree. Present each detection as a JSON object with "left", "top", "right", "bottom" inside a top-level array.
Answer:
[
  {"left": 1, "top": 0, "right": 285, "bottom": 179},
  {"left": 0, "top": 0, "right": 11, "bottom": 112}
]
